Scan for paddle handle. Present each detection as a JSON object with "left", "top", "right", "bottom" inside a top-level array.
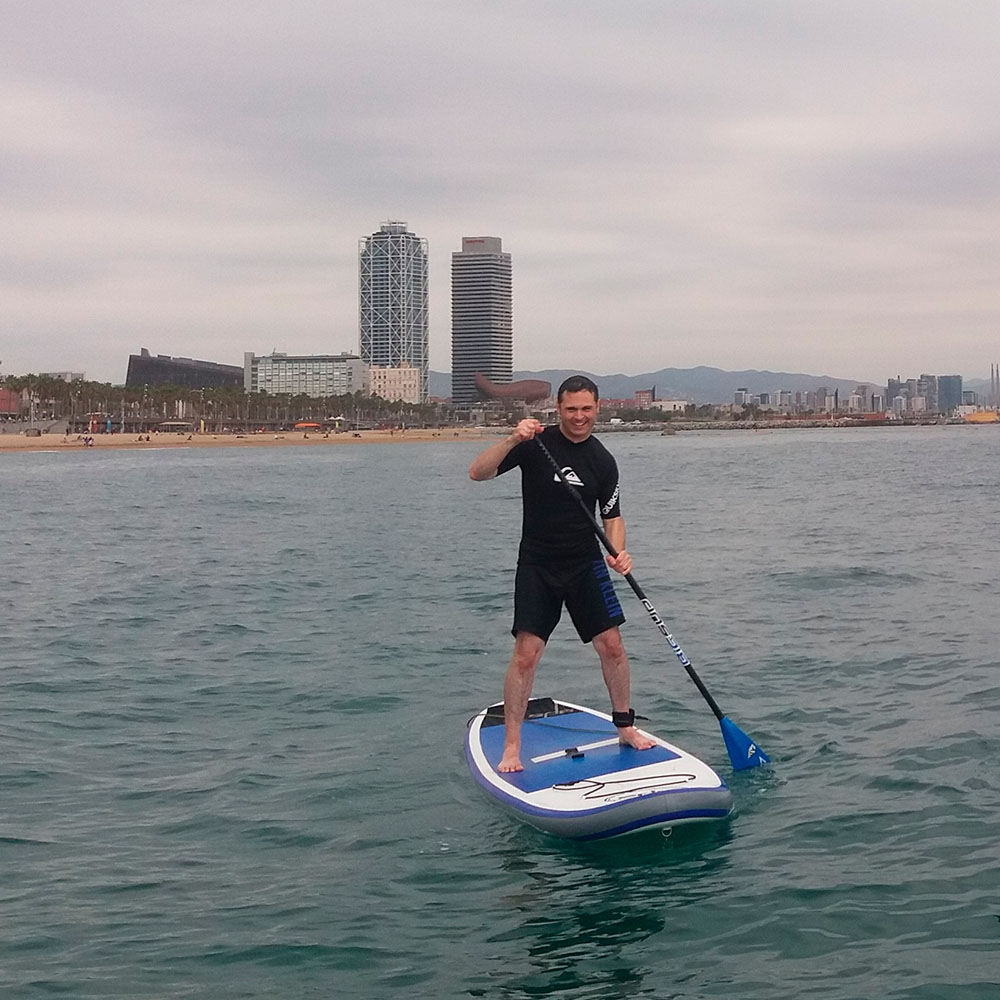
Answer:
[{"left": 535, "top": 435, "right": 725, "bottom": 721}]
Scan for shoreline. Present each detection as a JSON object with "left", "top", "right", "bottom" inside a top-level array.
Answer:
[
  {"left": 0, "top": 427, "right": 502, "bottom": 454},
  {"left": 1, "top": 418, "right": 992, "bottom": 455}
]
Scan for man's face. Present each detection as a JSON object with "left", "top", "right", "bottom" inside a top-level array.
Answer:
[{"left": 557, "top": 389, "right": 599, "bottom": 442}]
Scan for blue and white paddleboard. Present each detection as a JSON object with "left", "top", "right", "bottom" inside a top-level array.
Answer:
[{"left": 465, "top": 696, "right": 733, "bottom": 840}]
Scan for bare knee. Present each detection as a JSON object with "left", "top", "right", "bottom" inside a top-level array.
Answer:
[
  {"left": 593, "top": 627, "right": 626, "bottom": 662},
  {"left": 510, "top": 633, "right": 545, "bottom": 675}
]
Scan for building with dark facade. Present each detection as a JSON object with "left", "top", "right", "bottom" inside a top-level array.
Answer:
[
  {"left": 125, "top": 349, "right": 244, "bottom": 389},
  {"left": 936, "top": 375, "right": 963, "bottom": 413},
  {"left": 451, "top": 236, "right": 512, "bottom": 405}
]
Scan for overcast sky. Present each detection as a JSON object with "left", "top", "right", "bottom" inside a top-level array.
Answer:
[{"left": 3, "top": 1, "right": 998, "bottom": 385}]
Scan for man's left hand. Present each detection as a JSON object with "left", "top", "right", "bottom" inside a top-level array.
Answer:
[{"left": 606, "top": 550, "right": 632, "bottom": 576}]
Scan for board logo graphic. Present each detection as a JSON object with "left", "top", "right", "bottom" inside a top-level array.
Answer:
[{"left": 556, "top": 467, "right": 584, "bottom": 486}]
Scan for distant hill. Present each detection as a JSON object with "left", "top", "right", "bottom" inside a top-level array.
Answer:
[{"left": 428, "top": 366, "right": 880, "bottom": 403}]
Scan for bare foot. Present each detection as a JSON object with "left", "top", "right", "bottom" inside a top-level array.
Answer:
[
  {"left": 618, "top": 726, "right": 656, "bottom": 751},
  {"left": 497, "top": 749, "right": 523, "bottom": 773}
]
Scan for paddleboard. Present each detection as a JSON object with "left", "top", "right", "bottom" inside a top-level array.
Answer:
[{"left": 466, "top": 696, "right": 733, "bottom": 840}]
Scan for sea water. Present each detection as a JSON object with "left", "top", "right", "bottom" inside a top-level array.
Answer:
[{"left": 1, "top": 427, "right": 998, "bottom": 999}]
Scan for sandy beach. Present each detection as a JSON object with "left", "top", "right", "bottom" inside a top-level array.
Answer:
[{"left": 0, "top": 426, "right": 499, "bottom": 454}]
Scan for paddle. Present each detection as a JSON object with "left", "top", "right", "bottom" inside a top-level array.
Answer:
[{"left": 535, "top": 434, "right": 770, "bottom": 771}]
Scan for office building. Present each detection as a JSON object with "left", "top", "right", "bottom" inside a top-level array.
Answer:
[
  {"left": 359, "top": 221, "right": 429, "bottom": 403},
  {"left": 243, "top": 352, "right": 368, "bottom": 398},
  {"left": 451, "top": 236, "right": 512, "bottom": 405},
  {"left": 917, "top": 374, "right": 938, "bottom": 413},
  {"left": 936, "top": 375, "right": 963, "bottom": 414},
  {"left": 886, "top": 377, "right": 903, "bottom": 409}
]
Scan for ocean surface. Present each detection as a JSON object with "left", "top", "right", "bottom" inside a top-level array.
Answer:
[{"left": 1, "top": 426, "right": 998, "bottom": 999}]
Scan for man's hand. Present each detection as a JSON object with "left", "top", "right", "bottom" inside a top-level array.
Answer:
[
  {"left": 606, "top": 550, "right": 633, "bottom": 576},
  {"left": 510, "top": 418, "right": 542, "bottom": 443},
  {"left": 469, "top": 418, "right": 543, "bottom": 482}
]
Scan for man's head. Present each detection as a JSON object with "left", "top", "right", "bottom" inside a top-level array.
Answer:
[
  {"left": 556, "top": 375, "right": 600, "bottom": 443},
  {"left": 557, "top": 375, "right": 599, "bottom": 403}
]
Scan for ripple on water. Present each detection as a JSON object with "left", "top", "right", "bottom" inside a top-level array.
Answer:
[{"left": 1, "top": 433, "right": 999, "bottom": 998}]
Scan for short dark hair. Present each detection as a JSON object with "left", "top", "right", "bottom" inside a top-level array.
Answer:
[{"left": 557, "top": 375, "right": 599, "bottom": 402}]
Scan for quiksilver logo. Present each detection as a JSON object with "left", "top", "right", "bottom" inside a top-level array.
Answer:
[
  {"left": 557, "top": 467, "right": 584, "bottom": 486},
  {"left": 601, "top": 483, "right": 620, "bottom": 516}
]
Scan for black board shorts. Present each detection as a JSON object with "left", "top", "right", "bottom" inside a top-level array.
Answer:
[{"left": 512, "top": 559, "right": 625, "bottom": 644}]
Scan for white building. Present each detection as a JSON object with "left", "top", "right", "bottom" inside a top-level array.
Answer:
[
  {"left": 244, "top": 352, "right": 368, "bottom": 398},
  {"left": 369, "top": 364, "right": 422, "bottom": 405}
]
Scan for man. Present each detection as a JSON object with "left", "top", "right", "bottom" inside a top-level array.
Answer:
[{"left": 468, "top": 374, "right": 655, "bottom": 772}]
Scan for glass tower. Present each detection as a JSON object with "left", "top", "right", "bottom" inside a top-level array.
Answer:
[
  {"left": 451, "top": 236, "right": 512, "bottom": 405},
  {"left": 359, "top": 221, "right": 429, "bottom": 403},
  {"left": 936, "top": 375, "right": 962, "bottom": 414}
]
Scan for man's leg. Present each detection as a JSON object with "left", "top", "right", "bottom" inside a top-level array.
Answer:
[
  {"left": 498, "top": 631, "right": 546, "bottom": 773},
  {"left": 592, "top": 626, "right": 656, "bottom": 751}
]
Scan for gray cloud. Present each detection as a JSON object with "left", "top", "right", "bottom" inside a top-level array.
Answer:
[{"left": 2, "top": 1, "right": 999, "bottom": 384}]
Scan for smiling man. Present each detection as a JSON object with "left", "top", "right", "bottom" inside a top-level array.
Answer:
[{"left": 468, "top": 374, "right": 655, "bottom": 773}]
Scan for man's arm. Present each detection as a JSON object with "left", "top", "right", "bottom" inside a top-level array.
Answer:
[
  {"left": 468, "top": 418, "right": 542, "bottom": 481},
  {"left": 602, "top": 515, "right": 633, "bottom": 576}
]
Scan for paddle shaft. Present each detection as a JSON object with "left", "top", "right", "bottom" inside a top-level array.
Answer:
[{"left": 535, "top": 435, "right": 726, "bottom": 722}]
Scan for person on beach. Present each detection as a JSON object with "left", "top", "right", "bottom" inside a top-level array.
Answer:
[{"left": 468, "top": 374, "right": 655, "bottom": 772}]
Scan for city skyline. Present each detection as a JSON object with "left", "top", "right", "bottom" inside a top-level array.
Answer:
[
  {"left": 9, "top": 354, "right": 994, "bottom": 412},
  {"left": 3, "top": 4, "right": 999, "bottom": 385}
]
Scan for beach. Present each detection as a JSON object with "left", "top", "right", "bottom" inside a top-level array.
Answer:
[{"left": 0, "top": 426, "right": 497, "bottom": 454}]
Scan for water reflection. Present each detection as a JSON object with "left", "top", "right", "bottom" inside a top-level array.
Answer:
[{"left": 470, "top": 822, "right": 733, "bottom": 998}]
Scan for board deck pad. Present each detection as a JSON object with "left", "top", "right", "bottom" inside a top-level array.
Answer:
[{"left": 478, "top": 709, "right": 680, "bottom": 793}]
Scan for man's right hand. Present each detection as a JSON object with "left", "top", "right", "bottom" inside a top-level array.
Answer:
[
  {"left": 470, "top": 419, "right": 544, "bottom": 482},
  {"left": 511, "top": 418, "right": 542, "bottom": 443}
]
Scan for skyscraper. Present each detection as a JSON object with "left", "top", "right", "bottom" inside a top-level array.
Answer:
[
  {"left": 359, "top": 221, "right": 429, "bottom": 402},
  {"left": 451, "top": 236, "right": 512, "bottom": 405},
  {"left": 936, "top": 375, "right": 963, "bottom": 414},
  {"left": 917, "top": 374, "right": 938, "bottom": 413}
]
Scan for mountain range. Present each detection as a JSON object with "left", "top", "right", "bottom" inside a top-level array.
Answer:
[{"left": 427, "top": 366, "right": 885, "bottom": 404}]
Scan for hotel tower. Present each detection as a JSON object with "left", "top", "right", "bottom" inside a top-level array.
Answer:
[{"left": 359, "top": 221, "right": 429, "bottom": 402}]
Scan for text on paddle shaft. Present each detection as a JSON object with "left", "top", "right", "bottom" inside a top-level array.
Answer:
[{"left": 640, "top": 600, "right": 692, "bottom": 667}]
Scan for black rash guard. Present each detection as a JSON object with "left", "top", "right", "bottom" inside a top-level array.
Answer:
[{"left": 497, "top": 425, "right": 622, "bottom": 566}]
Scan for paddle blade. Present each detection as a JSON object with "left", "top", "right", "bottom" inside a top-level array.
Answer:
[{"left": 720, "top": 716, "right": 770, "bottom": 770}]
